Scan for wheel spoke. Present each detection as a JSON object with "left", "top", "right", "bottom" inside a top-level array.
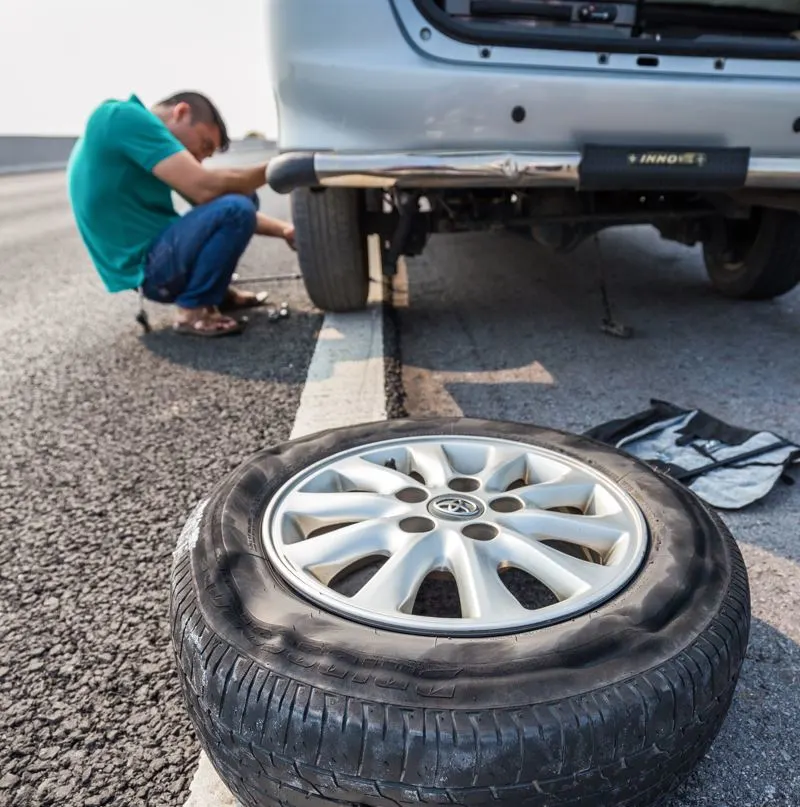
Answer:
[
  {"left": 350, "top": 532, "right": 444, "bottom": 614},
  {"left": 327, "top": 455, "right": 421, "bottom": 495},
  {"left": 495, "top": 529, "right": 616, "bottom": 600},
  {"left": 266, "top": 435, "right": 648, "bottom": 634},
  {"left": 284, "top": 520, "right": 396, "bottom": 585},
  {"left": 449, "top": 535, "right": 526, "bottom": 620},
  {"left": 499, "top": 509, "right": 628, "bottom": 556},
  {"left": 408, "top": 443, "right": 454, "bottom": 488},
  {"left": 281, "top": 490, "right": 401, "bottom": 529},
  {"left": 511, "top": 475, "right": 598, "bottom": 512},
  {"left": 475, "top": 445, "right": 528, "bottom": 492}
]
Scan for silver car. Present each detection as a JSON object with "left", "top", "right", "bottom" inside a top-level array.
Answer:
[{"left": 265, "top": 0, "right": 800, "bottom": 312}]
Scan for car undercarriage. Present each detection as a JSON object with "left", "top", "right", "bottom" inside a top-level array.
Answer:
[{"left": 364, "top": 185, "right": 796, "bottom": 267}]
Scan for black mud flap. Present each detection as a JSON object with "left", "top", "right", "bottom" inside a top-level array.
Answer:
[{"left": 579, "top": 145, "right": 750, "bottom": 191}]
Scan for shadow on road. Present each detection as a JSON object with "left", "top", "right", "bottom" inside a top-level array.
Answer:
[
  {"left": 139, "top": 308, "right": 321, "bottom": 385},
  {"left": 402, "top": 224, "right": 800, "bottom": 560},
  {"left": 402, "top": 225, "right": 800, "bottom": 437}
]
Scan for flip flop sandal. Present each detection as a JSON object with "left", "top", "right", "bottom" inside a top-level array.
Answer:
[
  {"left": 173, "top": 317, "right": 244, "bottom": 338},
  {"left": 219, "top": 289, "right": 269, "bottom": 312}
]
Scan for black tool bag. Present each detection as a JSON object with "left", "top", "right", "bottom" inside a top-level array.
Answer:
[{"left": 585, "top": 399, "right": 800, "bottom": 509}]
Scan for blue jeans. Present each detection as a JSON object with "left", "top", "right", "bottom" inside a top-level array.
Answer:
[{"left": 142, "top": 193, "right": 258, "bottom": 308}]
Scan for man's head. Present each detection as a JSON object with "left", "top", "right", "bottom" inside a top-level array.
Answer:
[{"left": 153, "top": 91, "right": 230, "bottom": 162}]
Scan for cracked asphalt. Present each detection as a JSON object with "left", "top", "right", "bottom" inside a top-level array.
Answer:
[{"left": 0, "top": 153, "right": 321, "bottom": 807}]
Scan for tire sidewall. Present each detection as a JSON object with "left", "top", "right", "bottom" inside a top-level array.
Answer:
[
  {"left": 185, "top": 417, "right": 735, "bottom": 710},
  {"left": 291, "top": 188, "right": 371, "bottom": 312}
]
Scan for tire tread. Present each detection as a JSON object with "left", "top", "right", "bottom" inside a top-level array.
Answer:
[
  {"left": 292, "top": 189, "right": 370, "bottom": 312},
  {"left": 171, "top": 574, "right": 745, "bottom": 807},
  {"left": 168, "top": 430, "right": 751, "bottom": 807}
]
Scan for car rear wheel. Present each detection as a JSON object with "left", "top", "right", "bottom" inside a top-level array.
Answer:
[
  {"left": 291, "top": 188, "right": 370, "bottom": 312},
  {"left": 170, "top": 418, "right": 750, "bottom": 807},
  {"left": 703, "top": 207, "right": 800, "bottom": 300}
]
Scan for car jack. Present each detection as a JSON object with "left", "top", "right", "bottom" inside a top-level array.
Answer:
[
  {"left": 600, "top": 280, "right": 633, "bottom": 339},
  {"left": 593, "top": 236, "right": 634, "bottom": 339}
]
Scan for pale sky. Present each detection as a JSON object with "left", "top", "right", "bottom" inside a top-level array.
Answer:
[{"left": 0, "top": 0, "right": 278, "bottom": 139}]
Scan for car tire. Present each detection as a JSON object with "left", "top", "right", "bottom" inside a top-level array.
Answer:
[
  {"left": 170, "top": 418, "right": 750, "bottom": 807},
  {"left": 291, "top": 188, "right": 370, "bottom": 312},
  {"left": 703, "top": 207, "right": 800, "bottom": 300}
]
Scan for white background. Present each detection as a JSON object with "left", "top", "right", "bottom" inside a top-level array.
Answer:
[{"left": 0, "top": 0, "right": 278, "bottom": 139}]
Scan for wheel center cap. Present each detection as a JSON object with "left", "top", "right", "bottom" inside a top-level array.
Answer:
[{"left": 428, "top": 494, "right": 484, "bottom": 521}]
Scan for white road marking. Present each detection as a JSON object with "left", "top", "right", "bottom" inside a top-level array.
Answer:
[
  {"left": 183, "top": 760, "right": 240, "bottom": 807},
  {"left": 183, "top": 236, "right": 391, "bottom": 806}
]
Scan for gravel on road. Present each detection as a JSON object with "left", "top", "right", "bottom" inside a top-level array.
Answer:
[{"left": 0, "top": 169, "right": 320, "bottom": 807}]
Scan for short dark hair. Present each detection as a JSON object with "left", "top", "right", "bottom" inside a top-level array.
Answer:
[{"left": 157, "top": 91, "right": 230, "bottom": 152}]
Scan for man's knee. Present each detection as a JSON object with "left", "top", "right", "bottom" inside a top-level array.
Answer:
[{"left": 215, "top": 194, "right": 258, "bottom": 231}]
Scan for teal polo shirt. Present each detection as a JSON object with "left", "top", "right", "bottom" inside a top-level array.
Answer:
[{"left": 66, "top": 95, "right": 185, "bottom": 292}]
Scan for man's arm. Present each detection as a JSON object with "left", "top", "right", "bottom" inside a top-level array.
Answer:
[
  {"left": 107, "top": 103, "right": 266, "bottom": 204},
  {"left": 152, "top": 150, "right": 268, "bottom": 206},
  {"left": 256, "top": 212, "right": 288, "bottom": 237},
  {"left": 256, "top": 212, "right": 296, "bottom": 249}
]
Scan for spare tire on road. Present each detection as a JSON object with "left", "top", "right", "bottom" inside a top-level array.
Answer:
[{"left": 170, "top": 418, "right": 750, "bottom": 807}]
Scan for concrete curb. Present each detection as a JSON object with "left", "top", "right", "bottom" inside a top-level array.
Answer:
[{"left": 181, "top": 240, "right": 405, "bottom": 806}]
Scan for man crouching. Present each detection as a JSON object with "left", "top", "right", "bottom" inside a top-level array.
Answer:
[{"left": 67, "top": 91, "right": 294, "bottom": 337}]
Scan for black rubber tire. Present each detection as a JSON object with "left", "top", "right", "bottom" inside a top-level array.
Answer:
[
  {"left": 170, "top": 418, "right": 750, "bottom": 807},
  {"left": 291, "top": 188, "right": 370, "bottom": 312},
  {"left": 703, "top": 207, "right": 800, "bottom": 300}
]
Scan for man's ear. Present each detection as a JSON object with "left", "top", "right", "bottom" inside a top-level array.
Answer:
[{"left": 173, "top": 102, "right": 193, "bottom": 123}]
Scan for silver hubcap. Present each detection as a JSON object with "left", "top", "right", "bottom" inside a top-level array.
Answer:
[
  {"left": 263, "top": 435, "right": 648, "bottom": 636},
  {"left": 428, "top": 494, "right": 484, "bottom": 520}
]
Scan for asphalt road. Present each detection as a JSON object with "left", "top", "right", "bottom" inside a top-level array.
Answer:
[
  {"left": 0, "top": 161, "right": 321, "bottom": 806},
  {"left": 403, "top": 228, "right": 800, "bottom": 807},
  {"left": 2, "top": 151, "right": 799, "bottom": 807}
]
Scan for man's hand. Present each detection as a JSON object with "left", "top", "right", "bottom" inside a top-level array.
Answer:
[
  {"left": 256, "top": 212, "right": 295, "bottom": 248},
  {"left": 282, "top": 224, "right": 296, "bottom": 251}
]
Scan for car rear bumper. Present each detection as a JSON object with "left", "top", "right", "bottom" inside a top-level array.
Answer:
[{"left": 267, "top": 150, "right": 800, "bottom": 194}]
